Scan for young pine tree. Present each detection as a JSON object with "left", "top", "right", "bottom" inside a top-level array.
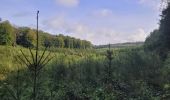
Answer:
[
  {"left": 104, "top": 44, "right": 113, "bottom": 84},
  {"left": 17, "top": 11, "right": 54, "bottom": 100}
]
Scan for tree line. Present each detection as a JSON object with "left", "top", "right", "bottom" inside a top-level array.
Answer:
[
  {"left": 1, "top": 1, "right": 170, "bottom": 100},
  {"left": 0, "top": 20, "right": 92, "bottom": 49},
  {"left": 144, "top": 2, "right": 170, "bottom": 59}
]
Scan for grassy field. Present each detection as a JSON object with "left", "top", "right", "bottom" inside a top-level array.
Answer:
[
  {"left": 0, "top": 46, "right": 100, "bottom": 80},
  {"left": 0, "top": 45, "right": 170, "bottom": 99}
]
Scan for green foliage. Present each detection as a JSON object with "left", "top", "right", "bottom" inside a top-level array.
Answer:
[
  {"left": 144, "top": 30, "right": 160, "bottom": 51},
  {"left": 16, "top": 27, "right": 36, "bottom": 48},
  {"left": 144, "top": 3, "right": 170, "bottom": 59},
  {"left": 2, "top": 3, "right": 170, "bottom": 99},
  {"left": 0, "top": 46, "right": 169, "bottom": 99},
  {"left": 143, "top": 3, "right": 170, "bottom": 99},
  {"left": 0, "top": 20, "right": 92, "bottom": 49},
  {"left": 53, "top": 36, "right": 65, "bottom": 48},
  {"left": 0, "top": 21, "right": 14, "bottom": 45},
  {"left": 159, "top": 3, "right": 170, "bottom": 48},
  {"left": 103, "top": 44, "right": 113, "bottom": 84}
]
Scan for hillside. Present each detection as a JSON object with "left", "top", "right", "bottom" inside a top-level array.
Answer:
[
  {"left": 95, "top": 42, "right": 144, "bottom": 49},
  {"left": 1, "top": 1, "right": 170, "bottom": 99},
  {"left": 0, "top": 45, "right": 96, "bottom": 80},
  {"left": 1, "top": 44, "right": 170, "bottom": 99},
  {"left": 0, "top": 21, "right": 92, "bottom": 49}
]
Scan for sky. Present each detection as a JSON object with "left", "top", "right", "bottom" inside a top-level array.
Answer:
[{"left": 0, "top": 0, "right": 162, "bottom": 45}]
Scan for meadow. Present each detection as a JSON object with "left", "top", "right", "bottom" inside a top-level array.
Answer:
[{"left": 0, "top": 45, "right": 169, "bottom": 100}]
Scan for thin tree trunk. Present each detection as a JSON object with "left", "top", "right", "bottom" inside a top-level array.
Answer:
[
  {"left": 33, "top": 11, "right": 39, "bottom": 100},
  {"left": 50, "top": 90, "right": 53, "bottom": 100},
  {"left": 33, "top": 70, "right": 37, "bottom": 100},
  {"left": 16, "top": 69, "right": 20, "bottom": 100}
]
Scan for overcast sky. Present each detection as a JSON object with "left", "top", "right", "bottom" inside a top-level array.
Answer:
[{"left": 0, "top": 0, "right": 162, "bottom": 45}]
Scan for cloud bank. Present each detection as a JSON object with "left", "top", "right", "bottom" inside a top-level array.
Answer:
[
  {"left": 55, "top": 0, "right": 79, "bottom": 7},
  {"left": 43, "top": 12, "right": 148, "bottom": 45}
]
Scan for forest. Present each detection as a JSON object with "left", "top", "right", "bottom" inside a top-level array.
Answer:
[
  {"left": 0, "top": 1, "right": 170, "bottom": 100},
  {"left": 0, "top": 21, "right": 92, "bottom": 49}
]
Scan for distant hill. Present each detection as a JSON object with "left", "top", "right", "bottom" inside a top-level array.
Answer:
[
  {"left": 94, "top": 42, "right": 144, "bottom": 49},
  {"left": 0, "top": 20, "right": 92, "bottom": 49}
]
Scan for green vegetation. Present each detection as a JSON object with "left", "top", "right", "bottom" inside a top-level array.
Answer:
[
  {"left": 0, "top": 1, "right": 170, "bottom": 100},
  {"left": 0, "top": 21, "right": 14, "bottom": 45},
  {"left": 0, "top": 21, "right": 92, "bottom": 49},
  {"left": 95, "top": 42, "right": 143, "bottom": 49},
  {"left": 145, "top": 2, "right": 170, "bottom": 59},
  {"left": 0, "top": 45, "right": 169, "bottom": 99}
]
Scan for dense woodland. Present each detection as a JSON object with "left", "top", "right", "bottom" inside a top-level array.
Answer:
[
  {"left": 0, "top": 21, "right": 92, "bottom": 49},
  {"left": 0, "top": 1, "right": 170, "bottom": 100}
]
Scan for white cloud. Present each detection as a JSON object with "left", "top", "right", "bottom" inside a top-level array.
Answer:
[
  {"left": 93, "top": 9, "right": 113, "bottom": 18},
  {"left": 43, "top": 16, "right": 148, "bottom": 45},
  {"left": 42, "top": 4, "right": 158, "bottom": 45},
  {"left": 44, "top": 16, "right": 66, "bottom": 30},
  {"left": 69, "top": 26, "right": 120, "bottom": 45},
  {"left": 127, "top": 28, "right": 147, "bottom": 42},
  {"left": 13, "top": 11, "right": 32, "bottom": 18},
  {"left": 43, "top": 16, "right": 119, "bottom": 44},
  {"left": 55, "top": 0, "right": 79, "bottom": 7},
  {"left": 138, "top": 0, "right": 161, "bottom": 10}
]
